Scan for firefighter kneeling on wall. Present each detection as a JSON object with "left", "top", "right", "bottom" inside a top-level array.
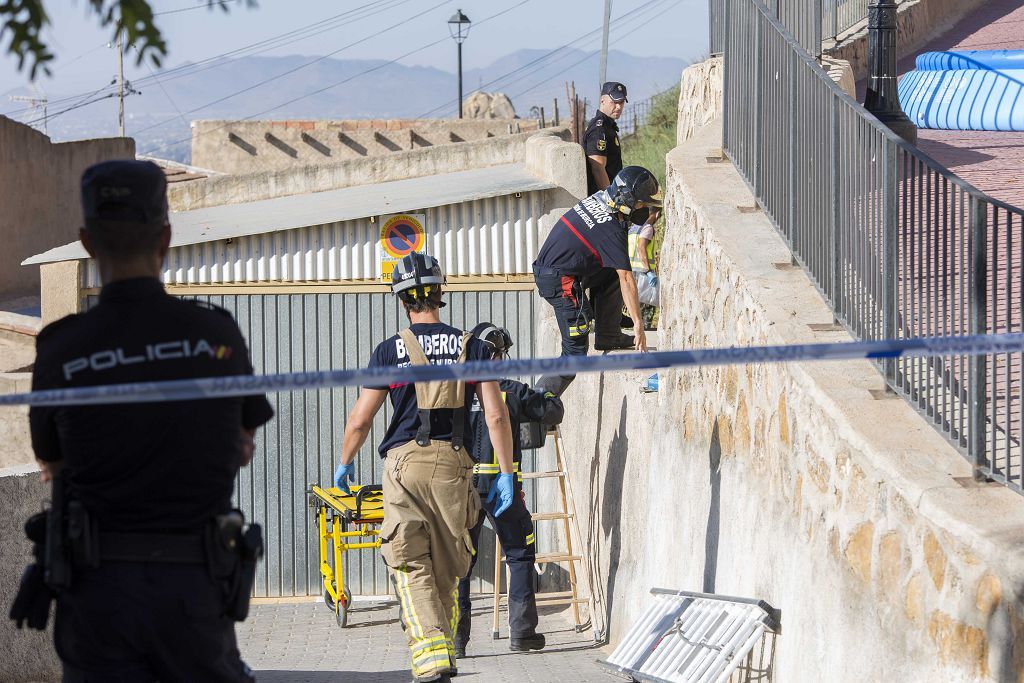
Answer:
[
  {"left": 533, "top": 165, "right": 663, "bottom": 396},
  {"left": 455, "top": 323, "right": 565, "bottom": 657},
  {"left": 333, "top": 253, "right": 516, "bottom": 683}
]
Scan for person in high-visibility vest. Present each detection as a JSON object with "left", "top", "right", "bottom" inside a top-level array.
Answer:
[{"left": 628, "top": 208, "right": 660, "bottom": 310}]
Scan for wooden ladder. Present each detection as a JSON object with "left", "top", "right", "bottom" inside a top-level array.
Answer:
[{"left": 491, "top": 426, "right": 593, "bottom": 637}]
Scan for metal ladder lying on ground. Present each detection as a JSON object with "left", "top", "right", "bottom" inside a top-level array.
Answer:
[{"left": 491, "top": 425, "right": 594, "bottom": 638}]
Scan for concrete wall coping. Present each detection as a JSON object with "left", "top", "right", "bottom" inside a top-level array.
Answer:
[{"left": 0, "top": 311, "right": 41, "bottom": 337}]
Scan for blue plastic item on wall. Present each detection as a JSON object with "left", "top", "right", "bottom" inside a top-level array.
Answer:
[
  {"left": 898, "top": 64, "right": 1024, "bottom": 131},
  {"left": 915, "top": 50, "right": 1024, "bottom": 72}
]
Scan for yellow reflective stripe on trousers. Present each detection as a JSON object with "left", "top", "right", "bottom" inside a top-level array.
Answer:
[
  {"left": 412, "top": 647, "right": 451, "bottom": 675},
  {"left": 568, "top": 321, "right": 592, "bottom": 337},
  {"left": 411, "top": 636, "right": 448, "bottom": 655},
  {"left": 448, "top": 580, "right": 460, "bottom": 637},
  {"left": 394, "top": 567, "right": 424, "bottom": 640},
  {"left": 473, "top": 462, "right": 521, "bottom": 475}
]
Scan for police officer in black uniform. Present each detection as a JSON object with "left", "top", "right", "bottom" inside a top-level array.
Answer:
[
  {"left": 454, "top": 323, "right": 564, "bottom": 658},
  {"left": 583, "top": 81, "right": 628, "bottom": 196},
  {"left": 533, "top": 166, "right": 662, "bottom": 395},
  {"left": 23, "top": 160, "right": 274, "bottom": 682}
]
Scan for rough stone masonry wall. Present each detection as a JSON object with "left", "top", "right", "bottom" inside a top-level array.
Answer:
[
  {"left": 552, "top": 117, "right": 1024, "bottom": 679},
  {"left": 0, "top": 117, "right": 134, "bottom": 299}
]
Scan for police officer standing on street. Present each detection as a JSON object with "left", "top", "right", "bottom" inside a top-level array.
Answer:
[
  {"left": 19, "top": 160, "right": 274, "bottom": 681},
  {"left": 533, "top": 165, "right": 662, "bottom": 396},
  {"left": 583, "top": 81, "right": 628, "bottom": 195},
  {"left": 455, "top": 323, "right": 564, "bottom": 658},
  {"left": 333, "top": 253, "right": 516, "bottom": 683}
]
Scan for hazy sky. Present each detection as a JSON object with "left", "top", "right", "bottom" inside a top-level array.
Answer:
[{"left": 0, "top": 0, "right": 707, "bottom": 100}]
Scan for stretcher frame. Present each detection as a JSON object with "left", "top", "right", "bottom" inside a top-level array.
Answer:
[{"left": 308, "top": 484, "right": 383, "bottom": 627}]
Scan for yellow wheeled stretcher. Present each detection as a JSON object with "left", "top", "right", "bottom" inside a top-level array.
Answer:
[{"left": 308, "top": 484, "right": 384, "bottom": 627}]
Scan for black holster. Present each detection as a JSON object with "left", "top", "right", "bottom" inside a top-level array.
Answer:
[
  {"left": 9, "top": 512, "right": 54, "bottom": 631},
  {"left": 204, "top": 511, "right": 263, "bottom": 622}
]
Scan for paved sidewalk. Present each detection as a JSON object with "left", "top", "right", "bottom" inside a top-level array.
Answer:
[
  {"left": 897, "top": 0, "right": 1024, "bottom": 209},
  {"left": 238, "top": 598, "right": 618, "bottom": 683}
]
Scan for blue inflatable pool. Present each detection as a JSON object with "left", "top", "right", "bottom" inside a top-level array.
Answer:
[{"left": 898, "top": 50, "right": 1024, "bottom": 131}]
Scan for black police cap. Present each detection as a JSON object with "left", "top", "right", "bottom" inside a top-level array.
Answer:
[
  {"left": 81, "top": 160, "right": 169, "bottom": 226},
  {"left": 601, "top": 81, "right": 628, "bottom": 102}
]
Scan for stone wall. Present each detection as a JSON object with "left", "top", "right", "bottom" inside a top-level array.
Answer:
[
  {"left": 676, "top": 56, "right": 724, "bottom": 146},
  {"left": 0, "top": 117, "right": 134, "bottom": 299},
  {"left": 827, "top": 0, "right": 990, "bottom": 81},
  {"left": 0, "top": 465, "right": 60, "bottom": 682},
  {"left": 549, "top": 118, "right": 1024, "bottom": 680},
  {"left": 191, "top": 118, "right": 542, "bottom": 175},
  {"left": 170, "top": 127, "right": 567, "bottom": 211}
]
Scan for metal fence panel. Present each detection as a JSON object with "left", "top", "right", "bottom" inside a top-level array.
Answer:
[
  {"left": 720, "top": 0, "right": 1024, "bottom": 493},
  {"left": 83, "top": 192, "right": 545, "bottom": 287}
]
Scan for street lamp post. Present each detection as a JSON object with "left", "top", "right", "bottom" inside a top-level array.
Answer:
[
  {"left": 864, "top": 0, "right": 917, "bottom": 143},
  {"left": 448, "top": 10, "right": 472, "bottom": 119}
]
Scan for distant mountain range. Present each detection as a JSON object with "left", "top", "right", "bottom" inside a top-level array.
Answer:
[{"left": 4, "top": 48, "right": 687, "bottom": 164}]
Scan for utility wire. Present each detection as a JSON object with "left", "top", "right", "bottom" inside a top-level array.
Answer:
[
  {"left": 154, "top": 0, "right": 242, "bottom": 16},
  {"left": 130, "top": 0, "right": 447, "bottom": 137},
  {"left": 507, "top": 0, "right": 679, "bottom": 100},
  {"left": 142, "top": 0, "right": 533, "bottom": 157},
  {"left": 1, "top": 0, "right": 401, "bottom": 117},
  {"left": 414, "top": 0, "right": 670, "bottom": 118}
]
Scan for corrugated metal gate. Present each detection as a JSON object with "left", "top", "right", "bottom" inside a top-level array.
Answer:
[
  {"left": 86, "top": 287, "right": 539, "bottom": 597},
  {"left": 196, "top": 289, "right": 539, "bottom": 598}
]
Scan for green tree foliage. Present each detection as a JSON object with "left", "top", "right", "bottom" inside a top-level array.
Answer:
[{"left": 1, "top": 0, "right": 241, "bottom": 79}]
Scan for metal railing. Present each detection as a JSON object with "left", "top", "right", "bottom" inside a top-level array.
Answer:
[
  {"left": 712, "top": 0, "right": 908, "bottom": 55},
  {"left": 822, "top": 0, "right": 870, "bottom": 41},
  {"left": 620, "top": 88, "right": 676, "bottom": 137},
  {"left": 720, "top": 0, "right": 1024, "bottom": 492}
]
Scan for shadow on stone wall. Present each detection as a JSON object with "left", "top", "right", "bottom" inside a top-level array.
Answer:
[{"left": 703, "top": 421, "right": 722, "bottom": 594}]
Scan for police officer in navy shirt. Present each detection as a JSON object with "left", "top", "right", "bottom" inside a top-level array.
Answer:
[
  {"left": 533, "top": 166, "right": 662, "bottom": 395},
  {"left": 583, "top": 81, "right": 627, "bottom": 195},
  {"left": 24, "top": 160, "right": 274, "bottom": 682}
]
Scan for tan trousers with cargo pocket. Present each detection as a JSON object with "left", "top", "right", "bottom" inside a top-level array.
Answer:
[{"left": 380, "top": 439, "right": 481, "bottom": 681}]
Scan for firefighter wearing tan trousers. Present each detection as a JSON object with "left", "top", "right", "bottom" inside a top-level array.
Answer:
[{"left": 334, "top": 253, "right": 516, "bottom": 683}]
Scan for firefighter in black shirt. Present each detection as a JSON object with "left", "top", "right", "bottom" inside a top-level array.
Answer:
[
  {"left": 21, "top": 160, "right": 274, "bottom": 682},
  {"left": 583, "top": 81, "right": 628, "bottom": 195},
  {"left": 533, "top": 166, "right": 662, "bottom": 395},
  {"left": 455, "top": 323, "right": 565, "bottom": 658}
]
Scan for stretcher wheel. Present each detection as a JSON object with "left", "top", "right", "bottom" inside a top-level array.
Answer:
[{"left": 335, "top": 587, "right": 352, "bottom": 628}]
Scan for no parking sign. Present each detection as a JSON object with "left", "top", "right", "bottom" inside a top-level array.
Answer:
[{"left": 377, "top": 213, "right": 426, "bottom": 280}]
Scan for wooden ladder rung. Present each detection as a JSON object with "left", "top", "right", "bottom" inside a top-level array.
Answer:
[
  {"left": 521, "top": 470, "right": 565, "bottom": 480},
  {"left": 535, "top": 553, "right": 582, "bottom": 564},
  {"left": 531, "top": 511, "right": 572, "bottom": 521},
  {"left": 535, "top": 597, "right": 590, "bottom": 606}
]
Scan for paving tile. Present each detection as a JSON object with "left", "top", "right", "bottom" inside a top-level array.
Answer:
[{"left": 237, "top": 598, "right": 618, "bottom": 683}]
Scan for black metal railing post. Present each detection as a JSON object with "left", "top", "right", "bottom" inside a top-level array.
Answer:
[
  {"left": 830, "top": 92, "right": 841, "bottom": 317},
  {"left": 864, "top": 0, "right": 917, "bottom": 143},
  {"left": 882, "top": 141, "right": 898, "bottom": 381},
  {"left": 969, "top": 197, "right": 989, "bottom": 481}
]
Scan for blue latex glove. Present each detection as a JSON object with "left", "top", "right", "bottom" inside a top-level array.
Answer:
[
  {"left": 486, "top": 473, "right": 515, "bottom": 517},
  {"left": 645, "top": 271, "right": 658, "bottom": 288},
  {"left": 333, "top": 462, "right": 355, "bottom": 494}
]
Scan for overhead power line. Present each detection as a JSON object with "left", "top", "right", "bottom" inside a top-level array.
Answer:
[
  {"left": 1, "top": 0, "right": 404, "bottom": 118},
  {"left": 129, "top": 0, "right": 450, "bottom": 137},
  {"left": 413, "top": 0, "right": 673, "bottom": 118},
  {"left": 142, "top": 0, "right": 534, "bottom": 158}
]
